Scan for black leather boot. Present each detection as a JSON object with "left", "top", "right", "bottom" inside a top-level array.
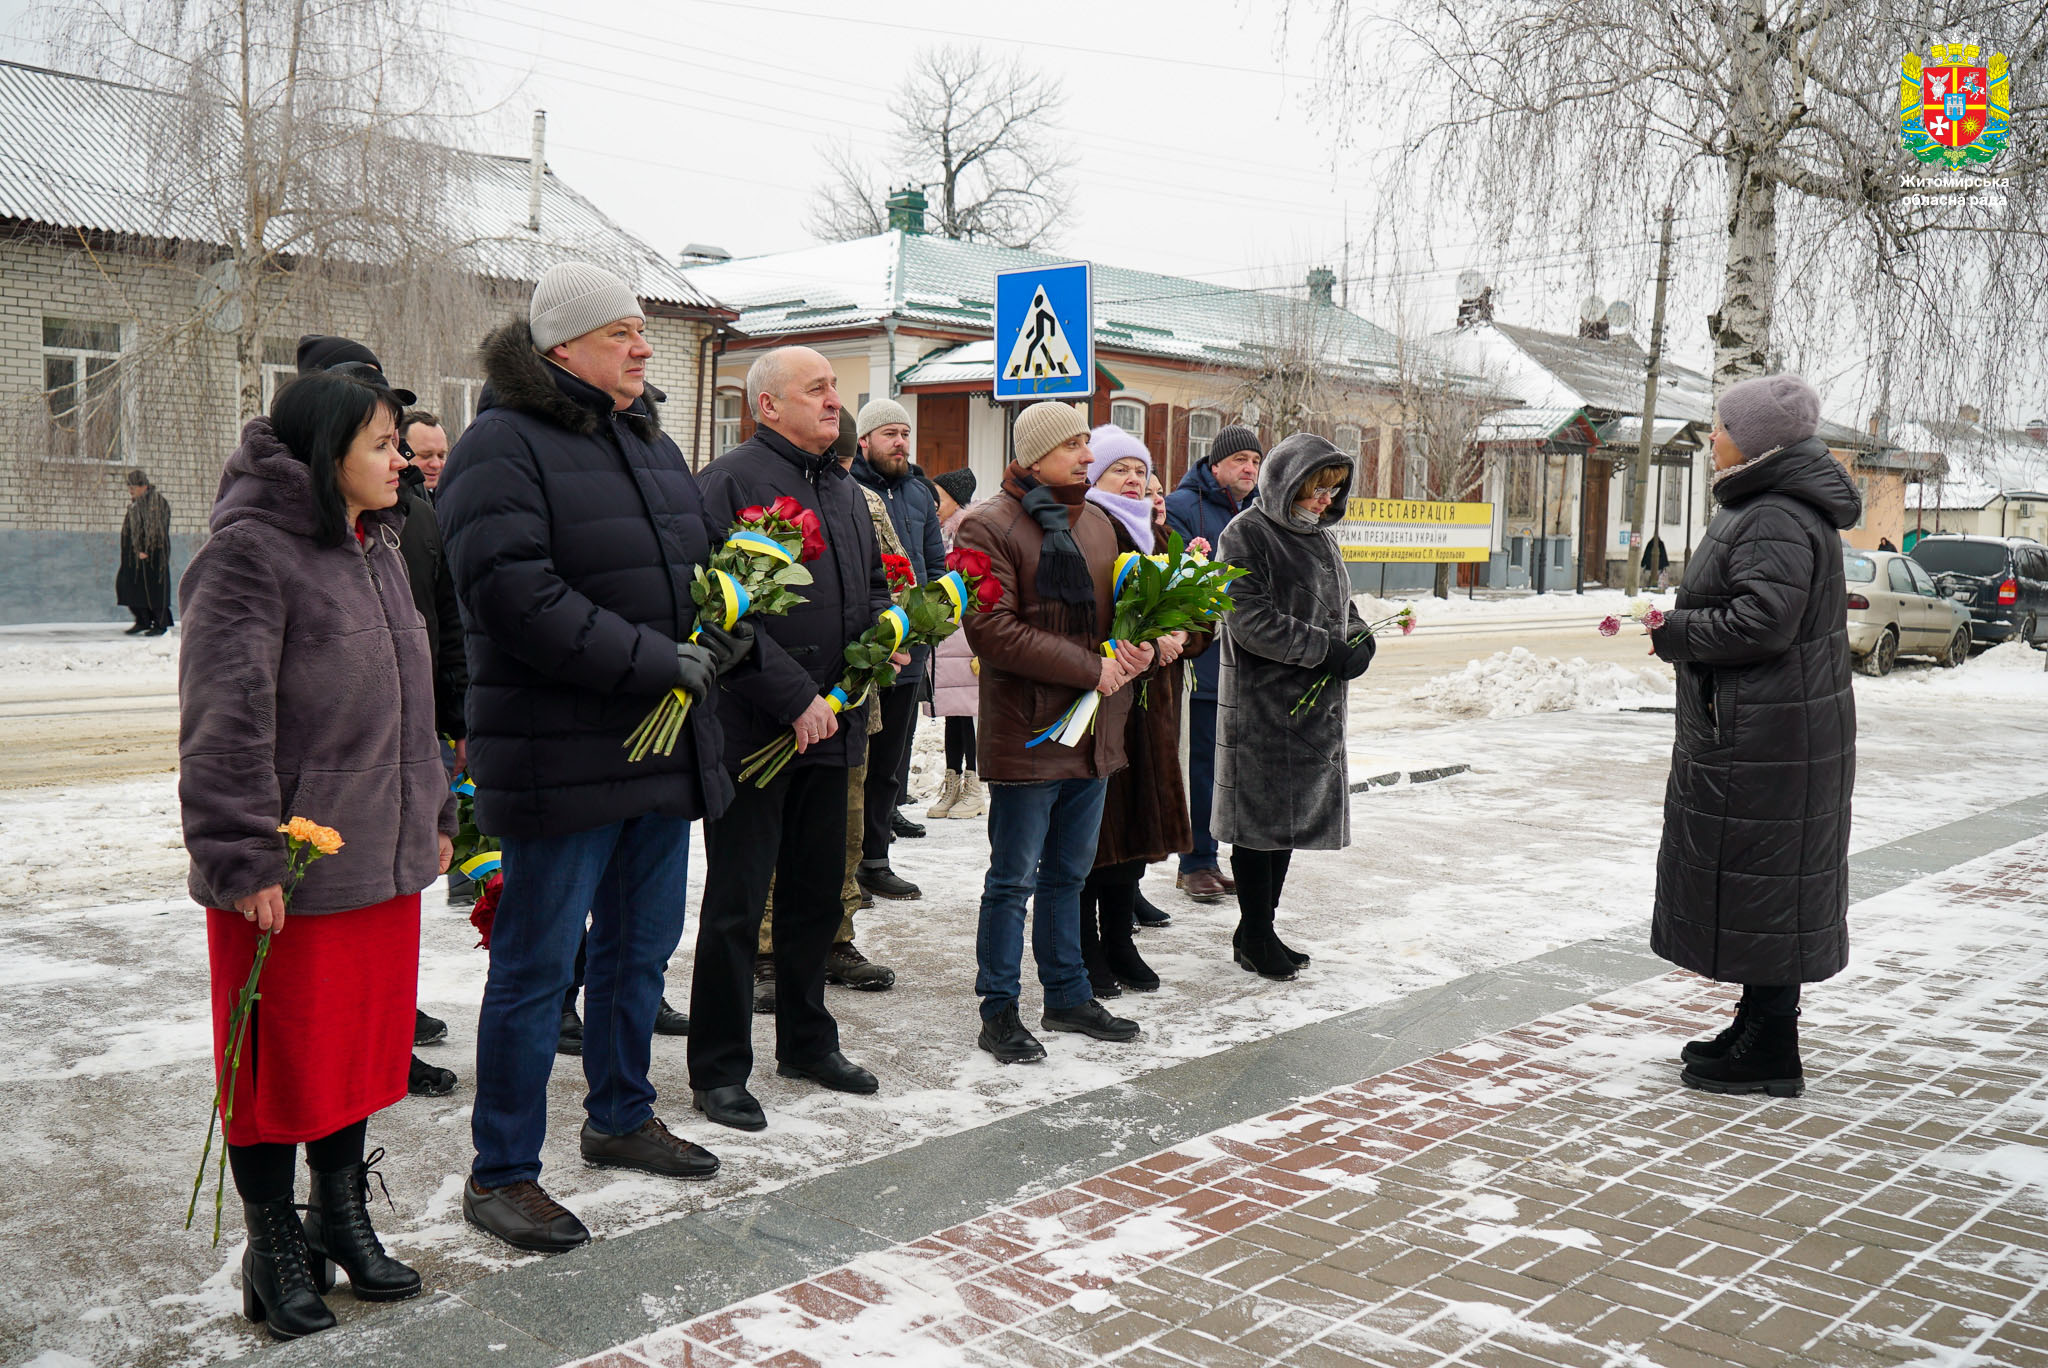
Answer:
[
  {"left": 1099, "top": 895, "right": 1159, "bottom": 992},
  {"left": 240, "top": 1197, "right": 336, "bottom": 1340},
  {"left": 1681, "top": 1012, "right": 1803, "bottom": 1097},
  {"left": 1233, "top": 919, "right": 1299, "bottom": 982},
  {"left": 1076, "top": 891, "right": 1121, "bottom": 999},
  {"left": 302, "top": 1150, "right": 423, "bottom": 1302}
]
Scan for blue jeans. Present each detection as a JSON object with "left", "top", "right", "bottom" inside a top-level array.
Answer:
[
  {"left": 471, "top": 813, "right": 690, "bottom": 1188},
  {"left": 975, "top": 778, "right": 1106, "bottom": 1021},
  {"left": 1180, "top": 697, "right": 1220, "bottom": 873}
]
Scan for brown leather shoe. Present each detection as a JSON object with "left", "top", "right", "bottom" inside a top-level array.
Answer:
[
  {"left": 579, "top": 1117, "right": 720, "bottom": 1180},
  {"left": 1177, "top": 869, "right": 1229, "bottom": 903},
  {"left": 462, "top": 1178, "right": 589, "bottom": 1253}
]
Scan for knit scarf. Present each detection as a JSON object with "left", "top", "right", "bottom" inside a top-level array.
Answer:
[
  {"left": 1085, "top": 487, "right": 1155, "bottom": 553},
  {"left": 1010, "top": 463, "right": 1098, "bottom": 637}
]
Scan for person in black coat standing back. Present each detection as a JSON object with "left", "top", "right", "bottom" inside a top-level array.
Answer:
[
  {"left": 1647, "top": 373, "right": 1860, "bottom": 1100},
  {"left": 437, "top": 264, "right": 751, "bottom": 1254},
  {"left": 690, "top": 345, "right": 899, "bottom": 1133}
]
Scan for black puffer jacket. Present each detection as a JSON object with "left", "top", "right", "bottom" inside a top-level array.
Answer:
[
  {"left": 436, "top": 319, "right": 730, "bottom": 839},
  {"left": 396, "top": 465, "right": 468, "bottom": 740},
  {"left": 698, "top": 428, "right": 891, "bottom": 770},
  {"left": 1648, "top": 436, "right": 1861, "bottom": 985}
]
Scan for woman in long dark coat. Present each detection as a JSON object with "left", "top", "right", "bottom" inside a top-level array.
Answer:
[
  {"left": 1212, "top": 434, "right": 1373, "bottom": 981},
  {"left": 116, "top": 468, "right": 173, "bottom": 634},
  {"left": 1646, "top": 373, "right": 1860, "bottom": 1099},
  {"left": 180, "top": 371, "right": 456, "bottom": 1339}
]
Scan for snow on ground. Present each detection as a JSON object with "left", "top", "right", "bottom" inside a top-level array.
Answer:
[
  {"left": 0, "top": 631, "right": 180, "bottom": 699},
  {"left": 1, "top": 629, "right": 2044, "bottom": 1366},
  {"left": 1354, "top": 589, "right": 1676, "bottom": 627},
  {"left": 1412, "top": 646, "right": 1675, "bottom": 720}
]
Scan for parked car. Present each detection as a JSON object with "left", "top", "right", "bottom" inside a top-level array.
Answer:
[
  {"left": 1843, "top": 548, "right": 1974, "bottom": 675},
  {"left": 1908, "top": 534, "right": 2048, "bottom": 649}
]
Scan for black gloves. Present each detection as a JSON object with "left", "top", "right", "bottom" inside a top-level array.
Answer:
[
  {"left": 696, "top": 619, "right": 755, "bottom": 675},
  {"left": 674, "top": 642, "right": 718, "bottom": 703},
  {"left": 1321, "top": 628, "right": 1376, "bottom": 680}
]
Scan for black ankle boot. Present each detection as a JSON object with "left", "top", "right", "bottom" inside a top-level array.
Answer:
[
  {"left": 1078, "top": 896, "right": 1121, "bottom": 998},
  {"left": 1099, "top": 900, "right": 1159, "bottom": 992},
  {"left": 1233, "top": 920, "right": 1299, "bottom": 981},
  {"left": 1681, "top": 1012, "right": 1803, "bottom": 1097},
  {"left": 241, "top": 1197, "right": 336, "bottom": 1340},
  {"left": 1680, "top": 999, "right": 1751, "bottom": 1064},
  {"left": 302, "top": 1149, "right": 422, "bottom": 1302},
  {"left": 1235, "top": 924, "right": 1309, "bottom": 970}
]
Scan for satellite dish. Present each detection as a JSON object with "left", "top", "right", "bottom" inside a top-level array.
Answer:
[
  {"left": 195, "top": 260, "right": 242, "bottom": 334},
  {"left": 1606, "top": 300, "right": 1635, "bottom": 331},
  {"left": 1456, "top": 269, "right": 1487, "bottom": 298},
  {"left": 1579, "top": 293, "right": 1607, "bottom": 324}
]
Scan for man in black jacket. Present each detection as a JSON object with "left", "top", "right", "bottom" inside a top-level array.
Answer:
[
  {"left": 690, "top": 345, "right": 898, "bottom": 1133},
  {"left": 438, "top": 263, "right": 750, "bottom": 1253},
  {"left": 849, "top": 398, "right": 948, "bottom": 901}
]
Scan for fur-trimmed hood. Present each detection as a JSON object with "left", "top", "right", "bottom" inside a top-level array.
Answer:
[{"left": 477, "top": 316, "right": 667, "bottom": 442}]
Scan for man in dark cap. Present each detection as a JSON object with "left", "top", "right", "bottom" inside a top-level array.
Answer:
[{"left": 116, "top": 469, "right": 173, "bottom": 635}]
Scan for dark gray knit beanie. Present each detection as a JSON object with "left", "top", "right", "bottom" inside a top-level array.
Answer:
[
  {"left": 1209, "top": 425, "right": 1263, "bottom": 463},
  {"left": 1717, "top": 374, "right": 1820, "bottom": 460}
]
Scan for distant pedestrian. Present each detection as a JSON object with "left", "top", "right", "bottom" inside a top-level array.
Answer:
[
  {"left": 1651, "top": 374, "right": 1860, "bottom": 1099},
  {"left": 116, "top": 469, "right": 173, "bottom": 635},
  {"left": 924, "top": 467, "right": 985, "bottom": 820},
  {"left": 438, "top": 263, "right": 746, "bottom": 1253},
  {"left": 1076, "top": 426, "right": 1200, "bottom": 998},
  {"left": 958, "top": 402, "right": 1154, "bottom": 1063},
  {"left": 178, "top": 369, "right": 456, "bottom": 1339},
  {"left": 1642, "top": 534, "right": 1672, "bottom": 589},
  {"left": 1165, "top": 426, "right": 1262, "bottom": 903},
  {"left": 1213, "top": 434, "right": 1370, "bottom": 981}
]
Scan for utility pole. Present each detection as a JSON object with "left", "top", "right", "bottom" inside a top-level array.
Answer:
[{"left": 1625, "top": 204, "right": 1676, "bottom": 597}]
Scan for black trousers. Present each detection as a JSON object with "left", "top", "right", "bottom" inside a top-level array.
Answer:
[
  {"left": 690, "top": 764, "right": 848, "bottom": 1090},
  {"left": 945, "top": 716, "right": 977, "bottom": 772},
  {"left": 861, "top": 684, "right": 921, "bottom": 862},
  {"left": 227, "top": 1120, "right": 368, "bottom": 1203},
  {"left": 1741, "top": 983, "right": 1801, "bottom": 1015}
]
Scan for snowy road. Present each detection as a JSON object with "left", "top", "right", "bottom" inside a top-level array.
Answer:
[{"left": 3, "top": 623, "right": 2044, "bottom": 1366}]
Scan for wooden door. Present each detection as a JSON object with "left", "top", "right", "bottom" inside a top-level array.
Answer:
[
  {"left": 1580, "top": 458, "right": 1613, "bottom": 585},
  {"left": 917, "top": 394, "right": 969, "bottom": 475}
]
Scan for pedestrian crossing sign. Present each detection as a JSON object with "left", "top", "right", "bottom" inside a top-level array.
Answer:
[{"left": 994, "top": 261, "right": 1094, "bottom": 400}]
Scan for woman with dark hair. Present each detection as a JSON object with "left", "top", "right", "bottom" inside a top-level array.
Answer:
[{"left": 178, "top": 369, "right": 457, "bottom": 1340}]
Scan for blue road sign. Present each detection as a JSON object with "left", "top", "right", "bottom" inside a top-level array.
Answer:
[{"left": 994, "top": 261, "right": 1094, "bottom": 401}]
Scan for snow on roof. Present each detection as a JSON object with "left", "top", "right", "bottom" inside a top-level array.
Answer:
[
  {"left": 1472, "top": 406, "right": 1588, "bottom": 444},
  {"left": 685, "top": 230, "right": 1405, "bottom": 374},
  {"left": 0, "top": 59, "right": 725, "bottom": 312},
  {"left": 1595, "top": 415, "right": 1701, "bottom": 450},
  {"left": 896, "top": 339, "right": 996, "bottom": 387},
  {"left": 1893, "top": 415, "right": 2048, "bottom": 507},
  {"left": 1442, "top": 321, "right": 1716, "bottom": 425}
]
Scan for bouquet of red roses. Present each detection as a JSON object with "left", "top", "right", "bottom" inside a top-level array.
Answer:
[
  {"left": 624, "top": 499, "right": 820, "bottom": 762},
  {"left": 738, "top": 546, "right": 1000, "bottom": 786}
]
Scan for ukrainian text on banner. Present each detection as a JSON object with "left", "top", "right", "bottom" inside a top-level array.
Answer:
[{"left": 1333, "top": 499, "right": 1494, "bottom": 563}]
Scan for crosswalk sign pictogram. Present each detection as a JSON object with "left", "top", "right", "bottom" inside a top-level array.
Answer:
[{"left": 994, "top": 262, "right": 1093, "bottom": 400}]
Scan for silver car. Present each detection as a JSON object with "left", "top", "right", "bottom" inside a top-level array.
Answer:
[{"left": 1844, "top": 548, "right": 1973, "bottom": 674}]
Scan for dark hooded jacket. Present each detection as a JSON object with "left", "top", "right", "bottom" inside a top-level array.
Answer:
[
  {"left": 850, "top": 452, "right": 949, "bottom": 683},
  {"left": 435, "top": 319, "right": 730, "bottom": 839},
  {"left": 1648, "top": 436, "right": 1861, "bottom": 985},
  {"left": 1165, "top": 460, "right": 1246, "bottom": 699},
  {"left": 396, "top": 463, "right": 467, "bottom": 740},
  {"left": 178, "top": 419, "right": 457, "bottom": 915},
  {"left": 1212, "top": 434, "right": 1364, "bottom": 853},
  {"left": 697, "top": 426, "right": 892, "bottom": 770},
  {"left": 116, "top": 483, "right": 174, "bottom": 622}
]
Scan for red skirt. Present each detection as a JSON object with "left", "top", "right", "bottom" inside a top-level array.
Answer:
[{"left": 206, "top": 893, "right": 421, "bottom": 1145}]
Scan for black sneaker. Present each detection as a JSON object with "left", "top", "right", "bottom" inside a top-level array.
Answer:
[
  {"left": 978, "top": 1004, "right": 1046, "bottom": 1064},
  {"left": 414, "top": 1008, "right": 447, "bottom": 1046},
  {"left": 407, "top": 1053, "right": 457, "bottom": 1097},
  {"left": 825, "top": 942, "right": 896, "bottom": 991},
  {"left": 891, "top": 809, "right": 926, "bottom": 839},
  {"left": 856, "top": 863, "right": 922, "bottom": 901},
  {"left": 1041, "top": 999, "right": 1140, "bottom": 1043},
  {"left": 557, "top": 1006, "right": 583, "bottom": 1057}
]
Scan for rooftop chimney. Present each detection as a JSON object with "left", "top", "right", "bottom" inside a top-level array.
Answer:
[
  {"left": 886, "top": 186, "right": 929, "bottom": 235},
  {"left": 1307, "top": 266, "right": 1336, "bottom": 306},
  {"left": 1455, "top": 286, "right": 1495, "bottom": 329},
  {"left": 528, "top": 109, "right": 546, "bottom": 234},
  {"left": 2026, "top": 417, "right": 2047, "bottom": 444}
]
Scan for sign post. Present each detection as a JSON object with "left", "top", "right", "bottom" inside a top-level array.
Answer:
[{"left": 994, "top": 262, "right": 1094, "bottom": 402}]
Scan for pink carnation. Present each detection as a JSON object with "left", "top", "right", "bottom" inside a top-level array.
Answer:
[
  {"left": 1400, "top": 616, "right": 1415, "bottom": 636},
  {"left": 1597, "top": 615, "right": 1621, "bottom": 638},
  {"left": 1643, "top": 608, "right": 1668, "bottom": 631}
]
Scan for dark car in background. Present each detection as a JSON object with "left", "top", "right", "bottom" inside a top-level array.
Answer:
[{"left": 1908, "top": 534, "right": 2048, "bottom": 649}]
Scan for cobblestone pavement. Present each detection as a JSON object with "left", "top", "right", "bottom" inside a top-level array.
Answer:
[{"left": 570, "top": 835, "right": 2048, "bottom": 1368}]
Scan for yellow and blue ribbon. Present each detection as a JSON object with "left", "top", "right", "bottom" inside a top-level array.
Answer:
[
  {"left": 451, "top": 776, "right": 475, "bottom": 797},
  {"left": 460, "top": 850, "right": 502, "bottom": 881},
  {"left": 1026, "top": 642, "right": 1118, "bottom": 748},
  {"left": 690, "top": 568, "right": 752, "bottom": 641},
  {"left": 876, "top": 604, "right": 912, "bottom": 653},
  {"left": 826, "top": 684, "right": 858, "bottom": 713},
  {"left": 933, "top": 570, "right": 969, "bottom": 621},
  {"left": 1112, "top": 552, "right": 1142, "bottom": 599},
  {"left": 726, "top": 530, "right": 793, "bottom": 564}
]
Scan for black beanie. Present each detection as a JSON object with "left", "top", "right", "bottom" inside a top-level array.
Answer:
[
  {"left": 296, "top": 334, "right": 381, "bottom": 374},
  {"left": 933, "top": 468, "right": 977, "bottom": 507},
  {"left": 1209, "top": 425, "right": 1263, "bottom": 464}
]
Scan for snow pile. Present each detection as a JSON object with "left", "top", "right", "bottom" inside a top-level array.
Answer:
[
  {"left": 1414, "top": 647, "right": 1674, "bottom": 719},
  {"left": 1354, "top": 589, "right": 1674, "bottom": 628},
  {"left": 0, "top": 634, "right": 179, "bottom": 695},
  {"left": 1859, "top": 641, "right": 2047, "bottom": 700}
]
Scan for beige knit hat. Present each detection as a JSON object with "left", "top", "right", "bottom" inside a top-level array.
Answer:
[
  {"left": 856, "top": 397, "right": 911, "bottom": 440},
  {"left": 1013, "top": 401, "right": 1088, "bottom": 469}
]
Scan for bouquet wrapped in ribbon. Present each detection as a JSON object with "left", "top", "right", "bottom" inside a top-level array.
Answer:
[
  {"left": 739, "top": 547, "right": 1000, "bottom": 787},
  {"left": 1030, "top": 532, "right": 1246, "bottom": 747},
  {"left": 1291, "top": 603, "right": 1415, "bottom": 716},
  {"left": 624, "top": 499, "right": 819, "bottom": 762}
]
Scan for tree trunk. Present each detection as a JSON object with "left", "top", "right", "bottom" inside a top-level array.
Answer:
[
  {"left": 1711, "top": 4, "right": 1779, "bottom": 393},
  {"left": 1432, "top": 562, "right": 1451, "bottom": 598}
]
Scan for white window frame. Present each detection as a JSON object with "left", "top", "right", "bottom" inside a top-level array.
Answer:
[
  {"left": 41, "top": 317, "right": 127, "bottom": 465},
  {"left": 1333, "top": 423, "right": 1362, "bottom": 457},
  {"left": 715, "top": 389, "right": 745, "bottom": 456},
  {"left": 1187, "top": 410, "right": 1221, "bottom": 465},
  {"left": 1109, "top": 398, "right": 1146, "bottom": 438}
]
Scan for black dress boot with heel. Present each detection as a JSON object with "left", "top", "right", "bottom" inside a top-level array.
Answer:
[
  {"left": 302, "top": 1150, "right": 423, "bottom": 1302},
  {"left": 241, "top": 1197, "right": 336, "bottom": 1340}
]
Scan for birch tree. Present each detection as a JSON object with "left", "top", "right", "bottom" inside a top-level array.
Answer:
[{"left": 1287, "top": 0, "right": 2048, "bottom": 422}]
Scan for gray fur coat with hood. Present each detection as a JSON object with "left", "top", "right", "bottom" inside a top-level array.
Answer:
[{"left": 1212, "top": 433, "right": 1365, "bottom": 852}]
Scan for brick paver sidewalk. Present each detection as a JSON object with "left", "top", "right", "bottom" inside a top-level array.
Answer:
[{"left": 573, "top": 837, "right": 2048, "bottom": 1368}]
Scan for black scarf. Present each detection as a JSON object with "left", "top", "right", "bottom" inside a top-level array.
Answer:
[{"left": 1011, "top": 464, "right": 1098, "bottom": 638}]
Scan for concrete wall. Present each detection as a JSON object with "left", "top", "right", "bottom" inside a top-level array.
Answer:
[{"left": 0, "top": 530, "right": 201, "bottom": 626}]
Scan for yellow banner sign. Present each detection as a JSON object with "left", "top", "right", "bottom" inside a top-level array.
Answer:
[
  {"left": 1343, "top": 498, "right": 1493, "bottom": 525},
  {"left": 1334, "top": 499, "right": 1495, "bottom": 564}
]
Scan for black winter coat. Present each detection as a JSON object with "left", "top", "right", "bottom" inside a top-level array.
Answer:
[
  {"left": 396, "top": 465, "right": 468, "bottom": 740},
  {"left": 1647, "top": 437, "right": 1861, "bottom": 985},
  {"left": 1165, "top": 461, "right": 1245, "bottom": 700},
  {"left": 850, "top": 453, "right": 949, "bottom": 682},
  {"left": 698, "top": 428, "right": 891, "bottom": 771},
  {"left": 436, "top": 319, "right": 730, "bottom": 839}
]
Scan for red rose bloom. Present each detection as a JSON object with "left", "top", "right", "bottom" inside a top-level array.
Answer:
[
  {"left": 947, "top": 547, "right": 993, "bottom": 579},
  {"left": 770, "top": 495, "right": 806, "bottom": 524},
  {"left": 881, "top": 553, "right": 916, "bottom": 594},
  {"left": 797, "top": 509, "right": 827, "bottom": 562},
  {"left": 974, "top": 576, "right": 1004, "bottom": 611},
  {"left": 736, "top": 505, "right": 767, "bottom": 525}
]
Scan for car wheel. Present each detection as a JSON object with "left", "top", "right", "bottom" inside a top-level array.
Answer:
[
  {"left": 1858, "top": 627, "right": 1898, "bottom": 676},
  {"left": 1938, "top": 626, "right": 1971, "bottom": 668},
  {"left": 2026, "top": 614, "right": 2044, "bottom": 650}
]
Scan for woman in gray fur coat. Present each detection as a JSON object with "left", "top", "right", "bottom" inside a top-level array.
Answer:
[{"left": 1212, "top": 434, "right": 1374, "bottom": 981}]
